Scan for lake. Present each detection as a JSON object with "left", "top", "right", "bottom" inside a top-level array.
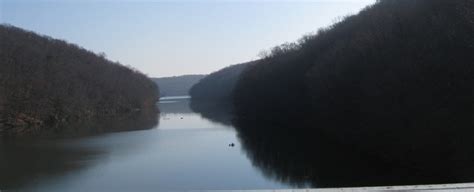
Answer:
[
  {"left": 2, "top": 97, "right": 474, "bottom": 191},
  {"left": 0, "top": 97, "right": 290, "bottom": 191}
]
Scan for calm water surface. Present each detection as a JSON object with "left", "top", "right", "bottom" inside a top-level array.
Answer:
[
  {"left": 4, "top": 97, "right": 474, "bottom": 191},
  {"left": 0, "top": 97, "right": 289, "bottom": 191}
]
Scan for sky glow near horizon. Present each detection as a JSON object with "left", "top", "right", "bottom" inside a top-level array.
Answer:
[{"left": 1, "top": 0, "right": 376, "bottom": 77}]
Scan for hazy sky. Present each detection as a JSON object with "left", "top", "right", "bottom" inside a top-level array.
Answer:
[{"left": 1, "top": 0, "right": 375, "bottom": 77}]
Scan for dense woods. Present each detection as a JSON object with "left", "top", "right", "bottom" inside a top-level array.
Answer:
[
  {"left": 0, "top": 25, "right": 159, "bottom": 136},
  {"left": 234, "top": 0, "right": 474, "bottom": 169},
  {"left": 153, "top": 75, "right": 205, "bottom": 97},
  {"left": 190, "top": 61, "right": 254, "bottom": 101}
]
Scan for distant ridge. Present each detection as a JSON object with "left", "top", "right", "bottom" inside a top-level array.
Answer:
[{"left": 152, "top": 75, "right": 205, "bottom": 97}]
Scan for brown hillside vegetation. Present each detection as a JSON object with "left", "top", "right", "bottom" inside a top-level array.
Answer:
[{"left": 0, "top": 25, "right": 159, "bottom": 136}]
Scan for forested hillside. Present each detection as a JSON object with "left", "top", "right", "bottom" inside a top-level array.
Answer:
[
  {"left": 190, "top": 61, "right": 254, "bottom": 101},
  {"left": 0, "top": 25, "right": 159, "bottom": 135},
  {"left": 152, "top": 75, "right": 205, "bottom": 97},
  {"left": 234, "top": 0, "right": 474, "bottom": 167}
]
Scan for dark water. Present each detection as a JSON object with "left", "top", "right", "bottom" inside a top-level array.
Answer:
[
  {"left": 0, "top": 97, "right": 289, "bottom": 191},
  {"left": 2, "top": 97, "right": 474, "bottom": 191}
]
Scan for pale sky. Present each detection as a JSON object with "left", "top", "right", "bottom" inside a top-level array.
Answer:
[{"left": 1, "top": 0, "right": 376, "bottom": 77}]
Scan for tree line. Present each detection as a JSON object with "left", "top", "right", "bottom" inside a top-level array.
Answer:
[
  {"left": 0, "top": 25, "right": 159, "bottom": 136},
  {"left": 190, "top": 61, "right": 255, "bottom": 101},
  {"left": 192, "top": 0, "right": 474, "bottom": 172}
]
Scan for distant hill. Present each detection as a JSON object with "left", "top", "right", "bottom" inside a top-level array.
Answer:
[
  {"left": 152, "top": 75, "right": 205, "bottom": 97},
  {"left": 0, "top": 25, "right": 159, "bottom": 136},
  {"left": 190, "top": 61, "right": 255, "bottom": 101}
]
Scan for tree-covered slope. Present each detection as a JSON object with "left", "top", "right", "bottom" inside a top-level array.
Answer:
[
  {"left": 0, "top": 25, "right": 159, "bottom": 135},
  {"left": 190, "top": 61, "right": 254, "bottom": 101},
  {"left": 234, "top": 0, "right": 474, "bottom": 166}
]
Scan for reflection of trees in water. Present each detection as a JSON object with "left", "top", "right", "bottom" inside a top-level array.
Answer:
[
  {"left": 191, "top": 98, "right": 474, "bottom": 187},
  {"left": 234, "top": 118, "right": 474, "bottom": 188},
  {"left": 0, "top": 110, "right": 159, "bottom": 189},
  {"left": 9, "top": 110, "right": 159, "bottom": 138},
  {"left": 158, "top": 99, "right": 194, "bottom": 114},
  {"left": 189, "top": 100, "right": 234, "bottom": 126},
  {"left": 0, "top": 140, "right": 105, "bottom": 189}
]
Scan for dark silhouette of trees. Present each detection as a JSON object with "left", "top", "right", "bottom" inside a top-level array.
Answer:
[
  {"left": 234, "top": 0, "right": 474, "bottom": 171},
  {"left": 0, "top": 25, "right": 159, "bottom": 136},
  {"left": 190, "top": 61, "right": 255, "bottom": 101}
]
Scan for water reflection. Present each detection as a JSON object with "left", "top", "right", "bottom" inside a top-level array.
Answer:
[
  {"left": 2, "top": 110, "right": 159, "bottom": 139},
  {"left": 190, "top": 100, "right": 234, "bottom": 126},
  {"left": 0, "top": 140, "right": 102, "bottom": 189},
  {"left": 189, "top": 100, "right": 474, "bottom": 188},
  {"left": 0, "top": 111, "right": 159, "bottom": 190},
  {"left": 159, "top": 97, "right": 194, "bottom": 114},
  {"left": 232, "top": 116, "right": 474, "bottom": 188},
  {"left": 2, "top": 98, "right": 288, "bottom": 191},
  {"left": 4, "top": 98, "right": 472, "bottom": 190},
  {"left": 159, "top": 99, "right": 231, "bottom": 130}
]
